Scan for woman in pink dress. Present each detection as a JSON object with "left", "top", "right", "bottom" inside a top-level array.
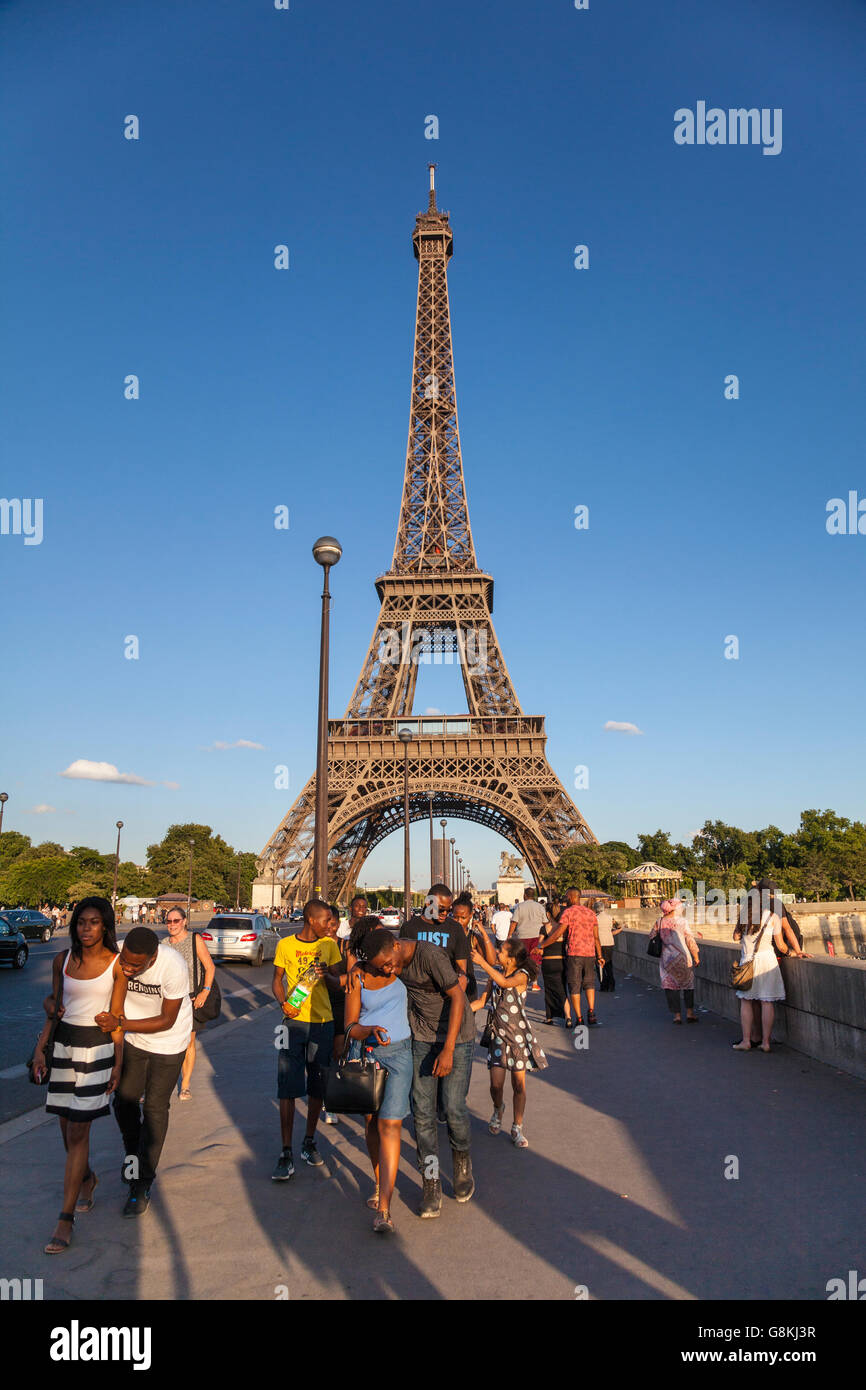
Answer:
[{"left": 649, "top": 899, "right": 700, "bottom": 1024}]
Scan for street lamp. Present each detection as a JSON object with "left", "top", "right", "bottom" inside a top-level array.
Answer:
[
  {"left": 450, "top": 838, "right": 456, "bottom": 895},
  {"left": 312, "top": 535, "right": 342, "bottom": 899},
  {"left": 439, "top": 819, "right": 447, "bottom": 887},
  {"left": 111, "top": 821, "right": 124, "bottom": 912},
  {"left": 398, "top": 727, "right": 413, "bottom": 922},
  {"left": 0, "top": 791, "right": 8, "bottom": 841},
  {"left": 235, "top": 853, "right": 242, "bottom": 911},
  {"left": 186, "top": 837, "right": 195, "bottom": 922},
  {"left": 428, "top": 792, "right": 434, "bottom": 888}
]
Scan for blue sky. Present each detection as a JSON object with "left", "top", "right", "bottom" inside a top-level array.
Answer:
[{"left": 2, "top": 0, "right": 864, "bottom": 891}]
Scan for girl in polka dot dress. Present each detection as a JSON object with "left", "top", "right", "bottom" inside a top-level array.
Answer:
[{"left": 471, "top": 939, "right": 548, "bottom": 1148}]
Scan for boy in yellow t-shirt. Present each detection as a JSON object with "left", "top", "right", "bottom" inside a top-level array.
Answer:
[{"left": 271, "top": 900, "right": 343, "bottom": 1178}]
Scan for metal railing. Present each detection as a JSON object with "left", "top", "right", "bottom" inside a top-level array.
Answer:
[{"left": 328, "top": 715, "right": 544, "bottom": 738}]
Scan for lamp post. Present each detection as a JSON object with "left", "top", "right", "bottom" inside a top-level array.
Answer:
[
  {"left": 312, "top": 535, "right": 342, "bottom": 900},
  {"left": 111, "top": 820, "right": 124, "bottom": 912},
  {"left": 450, "top": 838, "right": 456, "bottom": 895},
  {"left": 186, "top": 837, "right": 195, "bottom": 922},
  {"left": 0, "top": 792, "right": 8, "bottom": 838},
  {"left": 428, "top": 792, "right": 434, "bottom": 888},
  {"left": 439, "top": 819, "right": 447, "bottom": 887},
  {"left": 235, "top": 854, "right": 242, "bottom": 911},
  {"left": 398, "top": 727, "right": 413, "bottom": 922}
]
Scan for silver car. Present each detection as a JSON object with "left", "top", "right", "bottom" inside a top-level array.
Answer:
[{"left": 199, "top": 913, "right": 280, "bottom": 966}]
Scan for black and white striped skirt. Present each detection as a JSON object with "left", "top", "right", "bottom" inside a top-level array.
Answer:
[{"left": 45, "top": 1022, "right": 115, "bottom": 1121}]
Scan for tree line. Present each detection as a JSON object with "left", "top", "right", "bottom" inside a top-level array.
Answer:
[
  {"left": 0, "top": 823, "right": 259, "bottom": 909},
  {"left": 551, "top": 810, "right": 866, "bottom": 903}
]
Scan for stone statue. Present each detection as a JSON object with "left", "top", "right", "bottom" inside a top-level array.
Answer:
[{"left": 499, "top": 851, "right": 525, "bottom": 876}]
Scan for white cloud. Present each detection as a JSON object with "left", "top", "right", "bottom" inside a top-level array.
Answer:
[
  {"left": 163, "top": 781, "right": 180, "bottom": 790},
  {"left": 424, "top": 707, "right": 442, "bottom": 715},
  {"left": 25, "top": 803, "right": 57, "bottom": 814},
  {"left": 60, "top": 759, "right": 153, "bottom": 786},
  {"left": 203, "top": 739, "right": 265, "bottom": 752},
  {"left": 603, "top": 721, "right": 643, "bottom": 736}
]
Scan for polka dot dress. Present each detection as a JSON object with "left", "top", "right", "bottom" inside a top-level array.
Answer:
[{"left": 486, "top": 972, "right": 548, "bottom": 1073}]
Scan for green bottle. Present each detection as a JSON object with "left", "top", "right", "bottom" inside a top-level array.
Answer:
[{"left": 288, "top": 958, "right": 321, "bottom": 1010}]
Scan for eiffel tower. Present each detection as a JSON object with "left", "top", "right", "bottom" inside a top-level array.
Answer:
[{"left": 259, "top": 168, "right": 596, "bottom": 903}]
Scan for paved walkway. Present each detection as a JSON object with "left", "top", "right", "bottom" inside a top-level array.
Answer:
[{"left": 1, "top": 975, "right": 862, "bottom": 1300}]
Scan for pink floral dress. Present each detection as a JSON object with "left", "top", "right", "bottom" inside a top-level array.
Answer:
[{"left": 652, "top": 919, "right": 697, "bottom": 990}]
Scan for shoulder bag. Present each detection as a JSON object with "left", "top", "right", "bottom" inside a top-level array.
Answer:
[
  {"left": 731, "top": 919, "right": 769, "bottom": 991},
  {"left": 191, "top": 934, "right": 222, "bottom": 1024},
  {"left": 324, "top": 1037, "right": 387, "bottom": 1115},
  {"left": 647, "top": 927, "right": 663, "bottom": 959},
  {"left": 27, "top": 952, "right": 65, "bottom": 1085}
]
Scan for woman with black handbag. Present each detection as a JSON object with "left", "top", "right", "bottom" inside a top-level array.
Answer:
[
  {"left": 164, "top": 907, "right": 217, "bottom": 1100},
  {"left": 732, "top": 889, "right": 802, "bottom": 1052},
  {"left": 343, "top": 919, "right": 413, "bottom": 1234}
]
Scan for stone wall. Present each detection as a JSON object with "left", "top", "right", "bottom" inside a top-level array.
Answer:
[
  {"left": 611, "top": 904, "right": 866, "bottom": 960},
  {"left": 613, "top": 928, "right": 866, "bottom": 1081}
]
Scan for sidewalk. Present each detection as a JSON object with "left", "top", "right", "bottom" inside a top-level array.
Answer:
[{"left": 1, "top": 976, "right": 862, "bottom": 1301}]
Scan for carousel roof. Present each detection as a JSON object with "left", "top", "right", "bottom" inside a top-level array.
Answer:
[{"left": 617, "top": 861, "right": 683, "bottom": 882}]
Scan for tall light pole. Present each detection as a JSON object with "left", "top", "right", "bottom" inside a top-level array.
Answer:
[
  {"left": 0, "top": 792, "right": 8, "bottom": 839},
  {"left": 186, "top": 837, "right": 195, "bottom": 922},
  {"left": 439, "top": 819, "right": 447, "bottom": 887},
  {"left": 428, "top": 792, "right": 434, "bottom": 889},
  {"left": 235, "top": 854, "right": 242, "bottom": 911},
  {"left": 111, "top": 820, "right": 124, "bottom": 912},
  {"left": 450, "top": 838, "right": 456, "bottom": 894},
  {"left": 312, "top": 535, "right": 342, "bottom": 900},
  {"left": 398, "top": 727, "right": 413, "bottom": 922}
]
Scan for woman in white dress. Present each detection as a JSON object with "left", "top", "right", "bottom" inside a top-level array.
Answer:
[{"left": 732, "top": 890, "right": 804, "bottom": 1052}]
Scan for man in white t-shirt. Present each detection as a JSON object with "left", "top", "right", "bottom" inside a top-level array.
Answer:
[
  {"left": 96, "top": 926, "right": 193, "bottom": 1217},
  {"left": 594, "top": 900, "right": 621, "bottom": 992},
  {"left": 491, "top": 904, "right": 513, "bottom": 943}
]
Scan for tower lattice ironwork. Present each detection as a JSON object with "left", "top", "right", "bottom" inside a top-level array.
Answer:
[{"left": 259, "top": 169, "right": 596, "bottom": 903}]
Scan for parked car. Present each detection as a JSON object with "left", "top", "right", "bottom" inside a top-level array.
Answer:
[
  {"left": 4, "top": 909, "right": 55, "bottom": 942},
  {"left": 379, "top": 908, "right": 402, "bottom": 931},
  {"left": 199, "top": 913, "right": 280, "bottom": 966},
  {"left": 0, "top": 915, "right": 30, "bottom": 969}
]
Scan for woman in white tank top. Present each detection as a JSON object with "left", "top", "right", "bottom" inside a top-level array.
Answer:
[{"left": 31, "top": 897, "right": 127, "bottom": 1254}]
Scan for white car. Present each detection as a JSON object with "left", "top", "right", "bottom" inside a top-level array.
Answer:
[{"left": 379, "top": 908, "right": 402, "bottom": 930}]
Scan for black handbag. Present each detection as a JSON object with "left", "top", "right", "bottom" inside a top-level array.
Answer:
[
  {"left": 27, "top": 954, "right": 65, "bottom": 1084},
  {"left": 324, "top": 1040, "right": 387, "bottom": 1115},
  {"left": 191, "top": 935, "right": 222, "bottom": 1024},
  {"left": 647, "top": 928, "right": 663, "bottom": 959}
]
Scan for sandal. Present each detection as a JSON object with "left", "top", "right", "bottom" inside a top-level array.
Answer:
[
  {"left": 179, "top": 1089, "right": 192, "bottom": 1101},
  {"left": 686, "top": 1015, "right": 699, "bottom": 1024},
  {"left": 372, "top": 1211, "right": 394, "bottom": 1234},
  {"left": 366, "top": 1187, "right": 380, "bottom": 1210},
  {"left": 75, "top": 1172, "right": 98, "bottom": 1214},
  {"left": 488, "top": 1107, "right": 504, "bottom": 1135},
  {"left": 672, "top": 1016, "right": 683, "bottom": 1024},
  {"left": 44, "top": 1211, "right": 75, "bottom": 1254},
  {"left": 511, "top": 1124, "right": 529, "bottom": 1149},
  {"left": 732, "top": 1041, "right": 753, "bottom": 1051}
]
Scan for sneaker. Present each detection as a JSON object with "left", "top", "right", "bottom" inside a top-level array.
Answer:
[
  {"left": 300, "top": 1136, "right": 324, "bottom": 1167},
  {"left": 511, "top": 1125, "right": 529, "bottom": 1149},
  {"left": 321, "top": 1109, "right": 339, "bottom": 1125},
  {"left": 436, "top": 1109, "right": 447, "bottom": 1124},
  {"left": 587, "top": 1011, "right": 599, "bottom": 1025},
  {"left": 271, "top": 1148, "right": 294, "bottom": 1181},
  {"left": 123, "top": 1183, "right": 151, "bottom": 1217}
]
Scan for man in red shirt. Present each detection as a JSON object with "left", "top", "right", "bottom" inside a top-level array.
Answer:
[{"left": 543, "top": 888, "right": 604, "bottom": 1026}]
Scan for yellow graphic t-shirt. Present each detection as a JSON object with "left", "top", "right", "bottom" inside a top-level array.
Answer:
[{"left": 273, "top": 934, "right": 341, "bottom": 1024}]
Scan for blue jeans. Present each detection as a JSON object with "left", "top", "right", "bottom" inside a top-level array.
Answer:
[{"left": 411, "top": 1039, "right": 473, "bottom": 1173}]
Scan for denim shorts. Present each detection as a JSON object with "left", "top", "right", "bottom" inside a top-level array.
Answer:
[
  {"left": 277, "top": 1020, "right": 334, "bottom": 1100},
  {"left": 348, "top": 1035, "right": 412, "bottom": 1120}
]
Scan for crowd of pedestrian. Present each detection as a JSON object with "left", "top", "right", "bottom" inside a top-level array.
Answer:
[{"left": 30, "top": 877, "right": 808, "bottom": 1248}]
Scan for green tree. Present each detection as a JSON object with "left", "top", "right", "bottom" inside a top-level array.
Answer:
[
  {"left": 0, "top": 831, "right": 31, "bottom": 870},
  {"left": 0, "top": 855, "right": 76, "bottom": 906}
]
